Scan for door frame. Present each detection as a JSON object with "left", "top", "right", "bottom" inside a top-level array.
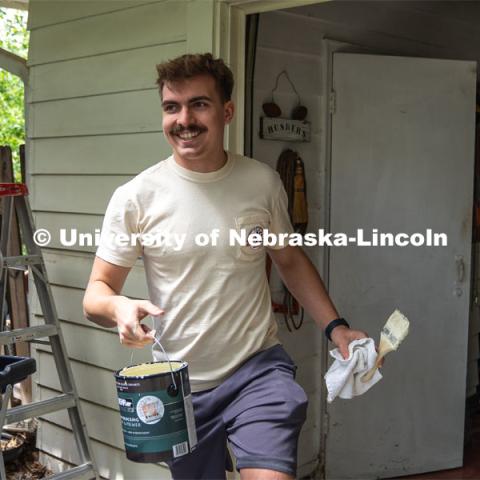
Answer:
[{"left": 214, "top": 0, "right": 326, "bottom": 154}]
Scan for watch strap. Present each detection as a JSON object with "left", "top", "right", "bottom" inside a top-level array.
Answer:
[{"left": 325, "top": 317, "right": 350, "bottom": 342}]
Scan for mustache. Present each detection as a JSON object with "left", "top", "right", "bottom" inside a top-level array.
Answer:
[{"left": 170, "top": 125, "right": 206, "bottom": 135}]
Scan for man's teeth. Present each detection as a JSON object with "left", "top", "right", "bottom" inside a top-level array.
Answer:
[{"left": 177, "top": 131, "right": 201, "bottom": 140}]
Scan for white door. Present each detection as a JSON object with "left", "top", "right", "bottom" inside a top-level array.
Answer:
[{"left": 326, "top": 53, "right": 476, "bottom": 479}]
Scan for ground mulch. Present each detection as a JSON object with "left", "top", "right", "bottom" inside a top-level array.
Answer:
[{"left": 3, "top": 430, "right": 51, "bottom": 480}]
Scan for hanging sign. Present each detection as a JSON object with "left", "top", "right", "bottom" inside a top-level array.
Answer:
[{"left": 259, "top": 117, "right": 311, "bottom": 142}]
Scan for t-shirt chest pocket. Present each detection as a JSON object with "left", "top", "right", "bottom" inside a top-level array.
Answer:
[{"left": 234, "top": 213, "right": 271, "bottom": 261}]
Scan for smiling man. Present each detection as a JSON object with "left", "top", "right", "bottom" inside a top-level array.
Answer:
[{"left": 83, "top": 53, "right": 367, "bottom": 480}]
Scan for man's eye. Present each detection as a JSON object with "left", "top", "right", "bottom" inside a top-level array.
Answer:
[
  {"left": 163, "top": 104, "right": 178, "bottom": 113},
  {"left": 193, "top": 102, "right": 208, "bottom": 109}
]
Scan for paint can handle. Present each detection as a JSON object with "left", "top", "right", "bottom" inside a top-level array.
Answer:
[
  {"left": 152, "top": 334, "right": 178, "bottom": 394},
  {"left": 128, "top": 321, "right": 178, "bottom": 393}
]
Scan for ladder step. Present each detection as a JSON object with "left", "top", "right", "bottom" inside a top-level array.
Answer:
[
  {"left": 0, "top": 324, "right": 58, "bottom": 345},
  {"left": 6, "top": 393, "right": 76, "bottom": 424},
  {"left": 47, "top": 463, "right": 96, "bottom": 480},
  {"left": 3, "top": 254, "right": 43, "bottom": 268}
]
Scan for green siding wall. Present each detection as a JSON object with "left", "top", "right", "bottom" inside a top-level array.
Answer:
[{"left": 26, "top": 1, "right": 199, "bottom": 477}]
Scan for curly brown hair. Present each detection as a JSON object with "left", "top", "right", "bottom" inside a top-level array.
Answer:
[{"left": 156, "top": 53, "right": 234, "bottom": 103}]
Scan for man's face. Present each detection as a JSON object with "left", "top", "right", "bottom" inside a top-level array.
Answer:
[{"left": 161, "top": 74, "right": 234, "bottom": 166}]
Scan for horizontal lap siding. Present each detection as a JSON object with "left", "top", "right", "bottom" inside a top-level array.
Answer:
[
  {"left": 37, "top": 422, "right": 170, "bottom": 479},
  {"left": 34, "top": 214, "right": 104, "bottom": 254},
  {"left": 42, "top": 250, "right": 147, "bottom": 296},
  {"left": 30, "top": 90, "right": 164, "bottom": 138},
  {"left": 29, "top": 42, "right": 184, "bottom": 102},
  {"left": 38, "top": 385, "right": 125, "bottom": 449},
  {"left": 31, "top": 318, "right": 153, "bottom": 369},
  {"left": 37, "top": 350, "right": 124, "bottom": 411},
  {"left": 32, "top": 176, "right": 131, "bottom": 214},
  {"left": 28, "top": 1, "right": 186, "bottom": 65},
  {"left": 31, "top": 133, "right": 172, "bottom": 175},
  {"left": 27, "top": 1, "right": 187, "bottom": 474},
  {"left": 28, "top": 1, "right": 156, "bottom": 30}
]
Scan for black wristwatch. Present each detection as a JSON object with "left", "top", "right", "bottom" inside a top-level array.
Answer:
[{"left": 325, "top": 318, "right": 350, "bottom": 342}]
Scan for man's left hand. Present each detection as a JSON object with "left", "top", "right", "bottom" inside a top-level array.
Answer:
[{"left": 330, "top": 325, "right": 368, "bottom": 359}]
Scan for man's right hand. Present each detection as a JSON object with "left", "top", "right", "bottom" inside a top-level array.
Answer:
[
  {"left": 83, "top": 257, "right": 164, "bottom": 348},
  {"left": 113, "top": 297, "right": 163, "bottom": 348}
]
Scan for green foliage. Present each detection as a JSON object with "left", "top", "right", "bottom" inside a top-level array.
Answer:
[{"left": 0, "top": 8, "right": 29, "bottom": 181}]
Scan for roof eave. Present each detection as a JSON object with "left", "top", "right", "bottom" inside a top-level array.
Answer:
[{"left": 0, "top": 0, "right": 28, "bottom": 11}]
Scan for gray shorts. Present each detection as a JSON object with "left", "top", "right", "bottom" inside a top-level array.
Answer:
[{"left": 167, "top": 344, "right": 308, "bottom": 479}]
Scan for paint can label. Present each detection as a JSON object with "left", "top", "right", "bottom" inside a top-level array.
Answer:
[
  {"left": 115, "top": 362, "right": 197, "bottom": 462},
  {"left": 117, "top": 387, "right": 189, "bottom": 455}
]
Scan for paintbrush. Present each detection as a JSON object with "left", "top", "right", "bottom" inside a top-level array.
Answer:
[{"left": 361, "top": 309, "right": 410, "bottom": 383}]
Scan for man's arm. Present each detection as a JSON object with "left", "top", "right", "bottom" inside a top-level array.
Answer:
[
  {"left": 268, "top": 245, "right": 367, "bottom": 358},
  {"left": 83, "top": 257, "right": 162, "bottom": 348}
]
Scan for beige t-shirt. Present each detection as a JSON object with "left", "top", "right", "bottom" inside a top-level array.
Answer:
[{"left": 96, "top": 152, "right": 293, "bottom": 392}]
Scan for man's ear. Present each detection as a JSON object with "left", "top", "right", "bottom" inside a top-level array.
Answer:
[{"left": 224, "top": 101, "right": 235, "bottom": 124}]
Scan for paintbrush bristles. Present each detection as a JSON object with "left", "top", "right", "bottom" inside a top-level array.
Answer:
[{"left": 380, "top": 309, "right": 410, "bottom": 351}]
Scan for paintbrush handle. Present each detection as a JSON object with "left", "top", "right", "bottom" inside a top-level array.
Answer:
[{"left": 361, "top": 351, "right": 386, "bottom": 383}]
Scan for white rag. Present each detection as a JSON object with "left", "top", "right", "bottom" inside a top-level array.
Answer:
[{"left": 324, "top": 338, "right": 382, "bottom": 403}]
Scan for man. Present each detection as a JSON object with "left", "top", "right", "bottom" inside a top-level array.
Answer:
[{"left": 83, "top": 53, "right": 367, "bottom": 480}]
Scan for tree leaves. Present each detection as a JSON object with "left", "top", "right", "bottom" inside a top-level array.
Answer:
[
  {"left": 0, "top": 8, "right": 29, "bottom": 56},
  {"left": 0, "top": 8, "right": 29, "bottom": 180}
]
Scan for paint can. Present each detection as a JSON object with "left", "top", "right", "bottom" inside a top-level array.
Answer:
[{"left": 114, "top": 360, "right": 197, "bottom": 462}]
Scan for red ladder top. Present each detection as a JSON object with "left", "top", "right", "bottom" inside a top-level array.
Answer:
[{"left": 0, "top": 183, "right": 28, "bottom": 197}]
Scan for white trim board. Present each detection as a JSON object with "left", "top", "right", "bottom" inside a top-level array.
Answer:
[{"left": 0, "top": 46, "right": 28, "bottom": 81}]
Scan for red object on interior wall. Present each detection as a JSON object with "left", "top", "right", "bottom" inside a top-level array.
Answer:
[{"left": 272, "top": 301, "right": 300, "bottom": 315}]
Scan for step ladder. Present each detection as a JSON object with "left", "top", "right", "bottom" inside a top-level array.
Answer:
[{"left": 0, "top": 183, "right": 99, "bottom": 480}]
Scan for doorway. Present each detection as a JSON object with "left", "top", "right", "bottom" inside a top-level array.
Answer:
[{"left": 240, "top": 2, "right": 479, "bottom": 478}]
